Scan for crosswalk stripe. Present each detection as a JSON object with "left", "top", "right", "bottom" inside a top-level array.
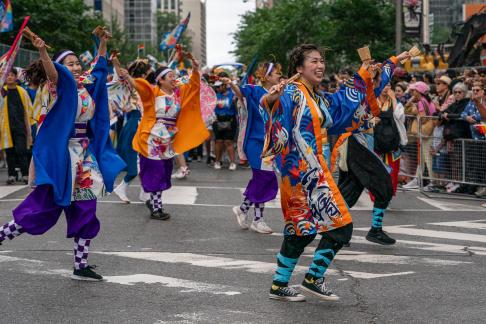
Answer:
[
  {"left": 103, "top": 274, "right": 242, "bottom": 296},
  {"left": 351, "top": 235, "right": 486, "bottom": 256},
  {"left": 96, "top": 251, "right": 414, "bottom": 279},
  {"left": 355, "top": 225, "right": 486, "bottom": 244},
  {"left": 0, "top": 185, "right": 27, "bottom": 198},
  {"left": 428, "top": 220, "right": 486, "bottom": 230},
  {"left": 0, "top": 252, "right": 242, "bottom": 295},
  {"left": 417, "top": 197, "right": 485, "bottom": 211}
]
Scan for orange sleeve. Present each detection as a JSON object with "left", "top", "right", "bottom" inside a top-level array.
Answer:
[
  {"left": 357, "top": 66, "right": 380, "bottom": 117},
  {"left": 389, "top": 56, "right": 399, "bottom": 65}
]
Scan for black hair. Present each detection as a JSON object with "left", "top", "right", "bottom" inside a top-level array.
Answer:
[
  {"left": 153, "top": 66, "right": 171, "bottom": 85},
  {"left": 23, "top": 59, "right": 47, "bottom": 86},
  {"left": 127, "top": 59, "right": 151, "bottom": 78},
  {"left": 10, "top": 67, "right": 18, "bottom": 76},
  {"left": 288, "top": 44, "right": 325, "bottom": 77},
  {"left": 52, "top": 49, "right": 75, "bottom": 64}
]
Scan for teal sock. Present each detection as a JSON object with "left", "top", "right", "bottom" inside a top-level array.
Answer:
[
  {"left": 272, "top": 253, "right": 298, "bottom": 286},
  {"left": 372, "top": 207, "right": 385, "bottom": 229},
  {"left": 307, "top": 248, "right": 335, "bottom": 279}
]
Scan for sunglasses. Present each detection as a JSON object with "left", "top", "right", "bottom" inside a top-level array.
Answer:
[
  {"left": 453, "top": 91, "right": 464, "bottom": 94},
  {"left": 472, "top": 88, "right": 483, "bottom": 92}
]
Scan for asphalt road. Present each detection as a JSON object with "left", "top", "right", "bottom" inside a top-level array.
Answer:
[{"left": 0, "top": 162, "right": 485, "bottom": 324}]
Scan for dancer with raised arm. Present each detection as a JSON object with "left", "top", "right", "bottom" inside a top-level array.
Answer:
[
  {"left": 261, "top": 44, "right": 373, "bottom": 301},
  {"left": 0, "top": 28, "right": 125, "bottom": 281}
]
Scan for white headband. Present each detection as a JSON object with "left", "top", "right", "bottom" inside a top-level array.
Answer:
[
  {"left": 265, "top": 63, "right": 274, "bottom": 77},
  {"left": 155, "top": 68, "right": 173, "bottom": 82},
  {"left": 54, "top": 50, "right": 75, "bottom": 64}
]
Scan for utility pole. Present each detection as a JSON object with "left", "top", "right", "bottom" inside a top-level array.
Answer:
[
  {"left": 396, "top": 0, "right": 402, "bottom": 53},
  {"left": 422, "top": 0, "right": 430, "bottom": 45}
]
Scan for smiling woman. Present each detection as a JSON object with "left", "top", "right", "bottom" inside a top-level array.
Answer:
[{"left": 260, "top": 43, "right": 374, "bottom": 302}]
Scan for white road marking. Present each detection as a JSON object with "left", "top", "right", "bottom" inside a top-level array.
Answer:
[
  {"left": 3, "top": 197, "right": 480, "bottom": 212},
  {"left": 355, "top": 225, "right": 486, "bottom": 244},
  {"left": 0, "top": 252, "right": 242, "bottom": 296},
  {"left": 417, "top": 197, "right": 485, "bottom": 211},
  {"left": 297, "top": 245, "right": 471, "bottom": 266},
  {"left": 428, "top": 219, "right": 486, "bottom": 230},
  {"left": 96, "top": 251, "right": 414, "bottom": 279},
  {"left": 0, "top": 185, "right": 484, "bottom": 212},
  {"left": 160, "top": 186, "right": 198, "bottom": 205},
  {"left": 0, "top": 185, "right": 27, "bottom": 198},
  {"left": 351, "top": 235, "right": 486, "bottom": 256},
  {"left": 103, "top": 274, "right": 241, "bottom": 296}
]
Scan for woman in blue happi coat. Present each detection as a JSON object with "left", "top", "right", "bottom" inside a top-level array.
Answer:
[
  {"left": 225, "top": 61, "right": 282, "bottom": 234},
  {"left": 0, "top": 29, "right": 125, "bottom": 281}
]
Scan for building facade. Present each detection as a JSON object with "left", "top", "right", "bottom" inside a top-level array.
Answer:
[
  {"left": 125, "top": 0, "right": 157, "bottom": 45},
  {"left": 84, "top": 0, "right": 125, "bottom": 30},
  {"left": 158, "top": 0, "right": 207, "bottom": 66},
  {"left": 429, "top": 0, "right": 477, "bottom": 27}
]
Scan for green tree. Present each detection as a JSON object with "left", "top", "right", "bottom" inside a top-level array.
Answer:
[
  {"left": 0, "top": 0, "right": 107, "bottom": 55},
  {"left": 233, "top": 0, "right": 396, "bottom": 73}
]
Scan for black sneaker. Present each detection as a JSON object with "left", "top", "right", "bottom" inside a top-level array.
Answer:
[
  {"left": 150, "top": 209, "right": 170, "bottom": 220},
  {"left": 269, "top": 284, "right": 306, "bottom": 302},
  {"left": 145, "top": 200, "right": 153, "bottom": 213},
  {"left": 300, "top": 277, "right": 339, "bottom": 301},
  {"left": 366, "top": 227, "right": 396, "bottom": 245},
  {"left": 71, "top": 265, "right": 103, "bottom": 281},
  {"left": 6, "top": 177, "right": 15, "bottom": 185}
]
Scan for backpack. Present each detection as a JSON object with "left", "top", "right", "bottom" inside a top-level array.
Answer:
[{"left": 374, "top": 107, "right": 400, "bottom": 154}]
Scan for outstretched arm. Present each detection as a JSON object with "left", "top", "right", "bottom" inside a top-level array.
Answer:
[{"left": 31, "top": 36, "right": 58, "bottom": 84}]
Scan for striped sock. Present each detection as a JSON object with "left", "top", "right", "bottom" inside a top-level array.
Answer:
[
  {"left": 372, "top": 207, "right": 385, "bottom": 229},
  {"left": 253, "top": 203, "right": 264, "bottom": 222},
  {"left": 239, "top": 197, "right": 252, "bottom": 214},
  {"left": 272, "top": 253, "right": 298, "bottom": 286}
]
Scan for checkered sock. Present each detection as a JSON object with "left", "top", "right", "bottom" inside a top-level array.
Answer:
[
  {"left": 239, "top": 197, "right": 252, "bottom": 214},
  {"left": 73, "top": 238, "right": 91, "bottom": 270},
  {"left": 150, "top": 191, "right": 162, "bottom": 212},
  {"left": 253, "top": 203, "right": 264, "bottom": 222},
  {"left": 0, "top": 220, "right": 24, "bottom": 243}
]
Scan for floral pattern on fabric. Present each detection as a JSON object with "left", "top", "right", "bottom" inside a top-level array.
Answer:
[
  {"left": 261, "top": 81, "right": 367, "bottom": 236},
  {"left": 147, "top": 91, "right": 181, "bottom": 160},
  {"left": 68, "top": 87, "right": 104, "bottom": 201}
]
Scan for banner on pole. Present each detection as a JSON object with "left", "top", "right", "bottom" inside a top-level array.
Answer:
[{"left": 403, "top": 0, "right": 422, "bottom": 36}]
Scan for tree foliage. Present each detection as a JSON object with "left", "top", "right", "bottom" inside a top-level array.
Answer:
[
  {"left": 0, "top": 1, "right": 198, "bottom": 65},
  {"left": 233, "top": 0, "right": 396, "bottom": 73},
  {"left": 0, "top": 0, "right": 107, "bottom": 55}
]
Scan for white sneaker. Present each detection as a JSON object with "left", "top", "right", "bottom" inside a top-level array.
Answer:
[
  {"left": 229, "top": 163, "right": 237, "bottom": 171},
  {"left": 214, "top": 161, "right": 222, "bottom": 170},
  {"left": 423, "top": 183, "right": 437, "bottom": 192},
  {"left": 113, "top": 181, "right": 130, "bottom": 203},
  {"left": 139, "top": 188, "right": 150, "bottom": 202},
  {"left": 250, "top": 220, "right": 273, "bottom": 234},
  {"left": 446, "top": 183, "right": 460, "bottom": 193},
  {"left": 402, "top": 178, "right": 419, "bottom": 189},
  {"left": 232, "top": 206, "right": 249, "bottom": 230},
  {"left": 172, "top": 166, "right": 190, "bottom": 179}
]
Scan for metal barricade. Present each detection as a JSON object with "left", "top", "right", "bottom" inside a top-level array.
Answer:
[
  {"left": 398, "top": 115, "right": 420, "bottom": 182},
  {"left": 414, "top": 115, "right": 486, "bottom": 194},
  {"left": 0, "top": 43, "right": 40, "bottom": 68}
]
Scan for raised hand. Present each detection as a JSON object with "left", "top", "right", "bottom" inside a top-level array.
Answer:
[{"left": 397, "top": 51, "right": 411, "bottom": 62}]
